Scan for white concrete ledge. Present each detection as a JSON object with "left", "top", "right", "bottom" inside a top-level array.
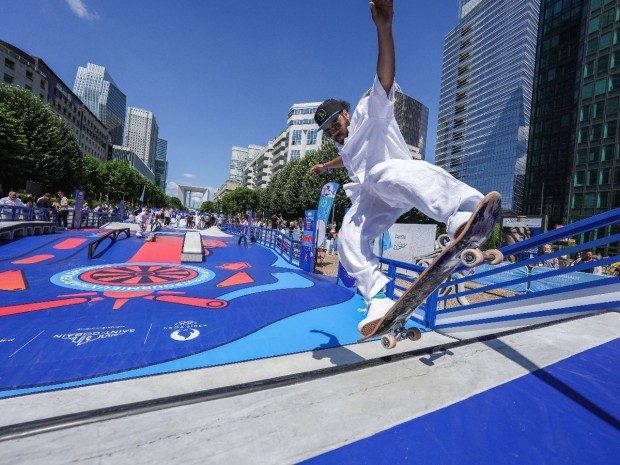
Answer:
[{"left": 181, "top": 230, "right": 204, "bottom": 262}]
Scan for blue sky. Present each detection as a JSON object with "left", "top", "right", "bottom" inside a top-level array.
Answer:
[{"left": 1, "top": 0, "right": 461, "bottom": 199}]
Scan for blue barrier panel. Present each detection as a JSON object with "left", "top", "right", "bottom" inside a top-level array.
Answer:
[
  {"left": 470, "top": 263, "right": 529, "bottom": 293},
  {"left": 529, "top": 265, "right": 608, "bottom": 293}
]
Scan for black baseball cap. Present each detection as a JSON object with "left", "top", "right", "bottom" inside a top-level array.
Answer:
[{"left": 315, "top": 99, "right": 343, "bottom": 130}]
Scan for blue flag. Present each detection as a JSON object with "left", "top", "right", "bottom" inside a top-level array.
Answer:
[
  {"left": 139, "top": 185, "right": 146, "bottom": 203},
  {"left": 316, "top": 182, "right": 339, "bottom": 247}
]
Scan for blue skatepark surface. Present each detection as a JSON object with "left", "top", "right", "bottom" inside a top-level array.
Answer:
[
  {"left": 0, "top": 228, "right": 388, "bottom": 398},
  {"left": 1, "top": 227, "right": 619, "bottom": 464},
  {"left": 303, "top": 337, "right": 620, "bottom": 465}
]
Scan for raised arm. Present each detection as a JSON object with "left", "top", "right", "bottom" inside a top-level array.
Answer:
[{"left": 369, "top": 0, "right": 395, "bottom": 95}]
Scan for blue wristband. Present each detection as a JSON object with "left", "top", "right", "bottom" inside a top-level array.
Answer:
[{"left": 323, "top": 163, "right": 332, "bottom": 173}]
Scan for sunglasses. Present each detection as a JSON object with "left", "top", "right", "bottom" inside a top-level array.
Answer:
[{"left": 324, "top": 113, "right": 342, "bottom": 135}]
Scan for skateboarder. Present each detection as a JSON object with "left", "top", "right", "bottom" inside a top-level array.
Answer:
[
  {"left": 135, "top": 208, "right": 152, "bottom": 238},
  {"left": 309, "top": 0, "right": 486, "bottom": 335}
]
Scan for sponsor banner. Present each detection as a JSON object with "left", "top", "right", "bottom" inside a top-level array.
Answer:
[
  {"left": 300, "top": 210, "right": 317, "bottom": 272},
  {"left": 72, "top": 188, "right": 85, "bottom": 229},
  {"left": 529, "top": 266, "right": 607, "bottom": 292},
  {"left": 471, "top": 263, "right": 529, "bottom": 293},
  {"left": 501, "top": 215, "right": 547, "bottom": 256},
  {"left": 373, "top": 224, "right": 437, "bottom": 263},
  {"left": 315, "top": 182, "right": 339, "bottom": 247}
]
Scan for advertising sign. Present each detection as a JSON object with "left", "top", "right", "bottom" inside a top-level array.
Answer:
[
  {"left": 300, "top": 210, "right": 317, "bottom": 272},
  {"left": 72, "top": 189, "right": 85, "bottom": 229}
]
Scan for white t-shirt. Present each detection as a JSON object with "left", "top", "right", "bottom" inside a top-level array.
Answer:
[{"left": 338, "top": 75, "right": 411, "bottom": 191}]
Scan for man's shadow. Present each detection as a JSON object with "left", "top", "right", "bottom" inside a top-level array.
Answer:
[{"left": 310, "top": 329, "right": 365, "bottom": 365}]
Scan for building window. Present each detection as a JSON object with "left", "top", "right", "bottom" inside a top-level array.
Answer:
[
  {"left": 3, "top": 73, "right": 13, "bottom": 84},
  {"left": 4, "top": 58, "right": 15, "bottom": 70},
  {"left": 25, "top": 70, "right": 33, "bottom": 81},
  {"left": 291, "top": 130, "right": 302, "bottom": 146}
]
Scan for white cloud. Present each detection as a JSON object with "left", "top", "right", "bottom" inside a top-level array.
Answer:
[
  {"left": 183, "top": 173, "right": 197, "bottom": 179},
  {"left": 165, "top": 181, "right": 179, "bottom": 197},
  {"left": 65, "top": 0, "right": 99, "bottom": 20}
]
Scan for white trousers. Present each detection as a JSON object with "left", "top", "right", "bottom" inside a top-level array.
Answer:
[{"left": 338, "top": 159, "right": 483, "bottom": 301}]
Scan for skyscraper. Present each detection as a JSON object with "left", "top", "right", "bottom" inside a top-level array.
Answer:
[
  {"left": 124, "top": 107, "right": 159, "bottom": 170},
  {"left": 525, "top": 0, "right": 619, "bottom": 241},
  {"left": 73, "top": 63, "right": 126, "bottom": 146},
  {"left": 435, "top": 0, "right": 540, "bottom": 213},
  {"left": 154, "top": 138, "right": 168, "bottom": 191}
]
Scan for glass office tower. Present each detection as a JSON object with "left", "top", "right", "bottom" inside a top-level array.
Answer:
[
  {"left": 524, "top": 0, "right": 587, "bottom": 228},
  {"left": 435, "top": 0, "right": 540, "bottom": 213},
  {"left": 525, "top": 0, "right": 618, "bottom": 255},
  {"left": 73, "top": 63, "right": 126, "bottom": 146}
]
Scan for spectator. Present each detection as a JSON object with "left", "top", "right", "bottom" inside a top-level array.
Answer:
[
  {"left": 36, "top": 193, "right": 52, "bottom": 209},
  {"left": 1, "top": 191, "right": 25, "bottom": 220},
  {"left": 537, "top": 244, "right": 559, "bottom": 269},
  {"left": 0, "top": 191, "right": 25, "bottom": 207},
  {"left": 579, "top": 250, "right": 602, "bottom": 275},
  {"left": 55, "top": 191, "right": 69, "bottom": 230},
  {"left": 36, "top": 193, "right": 53, "bottom": 220}
]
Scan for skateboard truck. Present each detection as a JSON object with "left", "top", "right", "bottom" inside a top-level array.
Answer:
[{"left": 381, "top": 325, "right": 422, "bottom": 350}]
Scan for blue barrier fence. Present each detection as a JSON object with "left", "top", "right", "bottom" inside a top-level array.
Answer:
[
  {"left": 218, "top": 211, "right": 620, "bottom": 336},
  {"left": 226, "top": 224, "right": 302, "bottom": 266},
  {"left": 0, "top": 205, "right": 123, "bottom": 228}
]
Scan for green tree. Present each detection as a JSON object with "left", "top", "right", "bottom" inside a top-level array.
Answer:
[
  {"left": 0, "top": 85, "right": 84, "bottom": 193},
  {"left": 0, "top": 101, "right": 28, "bottom": 191},
  {"left": 168, "top": 196, "right": 184, "bottom": 210},
  {"left": 200, "top": 200, "right": 216, "bottom": 212}
]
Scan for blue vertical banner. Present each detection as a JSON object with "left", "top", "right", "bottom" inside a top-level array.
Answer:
[
  {"left": 300, "top": 210, "right": 317, "bottom": 272},
  {"left": 315, "top": 182, "right": 339, "bottom": 248},
  {"left": 119, "top": 200, "right": 125, "bottom": 222},
  {"left": 72, "top": 189, "right": 85, "bottom": 229},
  {"left": 337, "top": 206, "right": 356, "bottom": 290}
]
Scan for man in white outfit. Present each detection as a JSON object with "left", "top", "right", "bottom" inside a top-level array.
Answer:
[
  {"left": 135, "top": 208, "right": 152, "bottom": 238},
  {"left": 310, "top": 0, "right": 485, "bottom": 336}
]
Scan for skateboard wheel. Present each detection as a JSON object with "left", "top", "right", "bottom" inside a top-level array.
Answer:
[
  {"left": 406, "top": 327, "right": 422, "bottom": 341},
  {"left": 381, "top": 334, "right": 397, "bottom": 350},
  {"left": 461, "top": 248, "right": 484, "bottom": 267},
  {"left": 436, "top": 234, "right": 451, "bottom": 249},
  {"left": 483, "top": 249, "right": 503, "bottom": 265}
]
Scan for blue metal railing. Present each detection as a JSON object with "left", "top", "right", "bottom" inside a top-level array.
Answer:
[
  {"left": 0, "top": 205, "right": 124, "bottom": 228},
  {"left": 224, "top": 210, "right": 619, "bottom": 334},
  {"left": 379, "top": 208, "right": 620, "bottom": 331},
  {"left": 226, "top": 224, "right": 302, "bottom": 265}
]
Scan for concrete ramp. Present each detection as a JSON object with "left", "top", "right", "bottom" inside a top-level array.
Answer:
[{"left": 181, "top": 230, "right": 204, "bottom": 262}]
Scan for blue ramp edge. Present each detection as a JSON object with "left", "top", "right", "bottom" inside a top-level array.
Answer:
[{"left": 302, "top": 337, "right": 620, "bottom": 465}]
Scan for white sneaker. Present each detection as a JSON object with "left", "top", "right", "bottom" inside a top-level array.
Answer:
[
  {"left": 357, "top": 296, "right": 396, "bottom": 336},
  {"left": 136, "top": 232, "right": 143, "bottom": 238},
  {"left": 447, "top": 211, "right": 472, "bottom": 240}
]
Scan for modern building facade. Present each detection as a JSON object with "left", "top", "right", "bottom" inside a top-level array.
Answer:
[
  {"left": 435, "top": 0, "right": 540, "bottom": 213},
  {"left": 154, "top": 138, "right": 168, "bottom": 191},
  {"left": 1, "top": 40, "right": 110, "bottom": 163},
  {"left": 524, "top": 0, "right": 619, "bottom": 253},
  {"left": 285, "top": 102, "right": 323, "bottom": 163},
  {"left": 124, "top": 107, "right": 159, "bottom": 171},
  {"left": 569, "top": 0, "right": 619, "bottom": 231},
  {"left": 394, "top": 91, "right": 429, "bottom": 160},
  {"left": 73, "top": 63, "right": 126, "bottom": 146},
  {"left": 228, "top": 145, "right": 262, "bottom": 185},
  {"left": 110, "top": 145, "right": 155, "bottom": 182}
]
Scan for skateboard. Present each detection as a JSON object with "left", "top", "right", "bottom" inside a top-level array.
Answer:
[
  {"left": 145, "top": 232, "right": 157, "bottom": 242},
  {"left": 359, "top": 191, "right": 503, "bottom": 349}
]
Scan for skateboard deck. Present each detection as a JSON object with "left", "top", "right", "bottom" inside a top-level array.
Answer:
[
  {"left": 146, "top": 233, "right": 157, "bottom": 242},
  {"left": 358, "top": 191, "right": 503, "bottom": 347}
]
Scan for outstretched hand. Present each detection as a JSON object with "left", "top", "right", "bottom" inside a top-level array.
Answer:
[{"left": 369, "top": 0, "right": 393, "bottom": 28}]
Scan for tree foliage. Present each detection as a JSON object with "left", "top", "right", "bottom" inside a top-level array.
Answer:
[
  {"left": 0, "top": 85, "right": 83, "bottom": 193},
  {"left": 0, "top": 84, "right": 169, "bottom": 207}
]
